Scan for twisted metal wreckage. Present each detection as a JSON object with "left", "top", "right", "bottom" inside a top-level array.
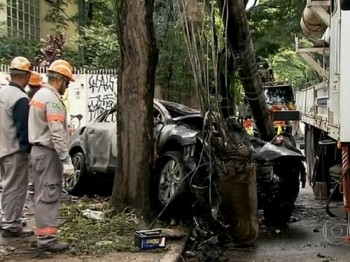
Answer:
[
  {"left": 149, "top": 0, "right": 306, "bottom": 256},
  {"left": 151, "top": 106, "right": 306, "bottom": 246}
]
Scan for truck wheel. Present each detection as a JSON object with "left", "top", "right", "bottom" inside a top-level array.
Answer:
[
  {"left": 305, "top": 126, "right": 316, "bottom": 186},
  {"left": 66, "top": 151, "right": 88, "bottom": 195},
  {"left": 305, "top": 126, "right": 317, "bottom": 185}
]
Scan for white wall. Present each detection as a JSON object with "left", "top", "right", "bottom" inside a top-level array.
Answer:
[{"left": 0, "top": 66, "right": 117, "bottom": 131}]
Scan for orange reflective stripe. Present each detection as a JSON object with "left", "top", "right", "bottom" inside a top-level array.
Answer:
[
  {"left": 47, "top": 114, "right": 65, "bottom": 122},
  {"left": 36, "top": 227, "right": 58, "bottom": 236},
  {"left": 243, "top": 119, "right": 253, "bottom": 128},
  {"left": 274, "top": 121, "right": 285, "bottom": 126},
  {"left": 29, "top": 100, "right": 45, "bottom": 109}
]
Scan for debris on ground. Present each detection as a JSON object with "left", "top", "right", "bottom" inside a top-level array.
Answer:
[{"left": 82, "top": 209, "right": 104, "bottom": 220}]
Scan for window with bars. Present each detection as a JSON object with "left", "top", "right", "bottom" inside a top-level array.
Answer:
[{"left": 6, "top": 0, "right": 40, "bottom": 40}]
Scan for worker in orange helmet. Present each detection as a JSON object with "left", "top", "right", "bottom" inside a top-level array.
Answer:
[
  {"left": 0, "top": 56, "right": 34, "bottom": 237},
  {"left": 26, "top": 72, "right": 44, "bottom": 194},
  {"left": 28, "top": 59, "right": 75, "bottom": 252},
  {"left": 27, "top": 72, "right": 43, "bottom": 100}
]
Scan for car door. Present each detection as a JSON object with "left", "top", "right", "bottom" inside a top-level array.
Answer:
[{"left": 85, "top": 108, "right": 117, "bottom": 173}]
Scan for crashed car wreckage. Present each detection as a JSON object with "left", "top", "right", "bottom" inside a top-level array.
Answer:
[
  {"left": 68, "top": 99, "right": 217, "bottom": 210},
  {"left": 68, "top": 99, "right": 306, "bottom": 240}
]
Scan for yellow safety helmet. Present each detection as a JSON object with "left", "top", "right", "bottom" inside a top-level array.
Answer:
[
  {"left": 49, "top": 59, "right": 73, "bottom": 71},
  {"left": 9, "top": 56, "right": 32, "bottom": 73},
  {"left": 47, "top": 59, "right": 74, "bottom": 82},
  {"left": 29, "top": 72, "right": 43, "bottom": 87}
]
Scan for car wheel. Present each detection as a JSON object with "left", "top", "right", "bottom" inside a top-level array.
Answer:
[
  {"left": 66, "top": 151, "right": 88, "bottom": 195},
  {"left": 156, "top": 151, "right": 187, "bottom": 208}
]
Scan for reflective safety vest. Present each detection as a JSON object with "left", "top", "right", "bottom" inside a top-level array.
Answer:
[
  {"left": 28, "top": 84, "right": 70, "bottom": 160},
  {"left": 0, "top": 83, "right": 30, "bottom": 158},
  {"left": 243, "top": 119, "right": 254, "bottom": 136}
]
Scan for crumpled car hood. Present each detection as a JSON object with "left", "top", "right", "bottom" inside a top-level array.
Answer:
[
  {"left": 158, "top": 124, "right": 200, "bottom": 146},
  {"left": 254, "top": 142, "right": 305, "bottom": 162}
]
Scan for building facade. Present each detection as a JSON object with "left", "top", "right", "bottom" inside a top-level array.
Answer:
[{"left": 0, "top": 0, "right": 78, "bottom": 41}]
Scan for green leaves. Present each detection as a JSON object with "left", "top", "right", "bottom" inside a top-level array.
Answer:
[
  {"left": 248, "top": 0, "right": 305, "bottom": 57},
  {"left": 269, "top": 49, "right": 319, "bottom": 90},
  {"left": 43, "top": 0, "right": 73, "bottom": 33},
  {"left": 0, "top": 36, "right": 41, "bottom": 65},
  {"left": 73, "top": 25, "right": 120, "bottom": 69},
  {"left": 248, "top": 0, "right": 320, "bottom": 90},
  {"left": 59, "top": 199, "right": 140, "bottom": 255},
  {"left": 153, "top": 0, "right": 196, "bottom": 102}
]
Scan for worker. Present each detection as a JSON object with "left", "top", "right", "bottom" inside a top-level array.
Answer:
[
  {"left": 27, "top": 71, "right": 43, "bottom": 99},
  {"left": 243, "top": 118, "right": 254, "bottom": 136},
  {"left": 28, "top": 59, "right": 75, "bottom": 252},
  {"left": 0, "top": 56, "right": 34, "bottom": 237},
  {"left": 26, "top": 71, "right": 43, "bottom": 193}
]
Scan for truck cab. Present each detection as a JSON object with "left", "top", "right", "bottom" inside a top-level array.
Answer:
[{"left": 238, "top": 63, "right": 300, "bottom": 135}]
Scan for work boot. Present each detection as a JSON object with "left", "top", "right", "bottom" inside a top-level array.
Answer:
[
  {"left": 0, "top": 220, "right": 27, "bottom": 230},
  {"left": 2, "top": 227, "right": 34, "bottom": 238},
  {"left": 38, "top": 241, "right": 69, "bottom": 252}
]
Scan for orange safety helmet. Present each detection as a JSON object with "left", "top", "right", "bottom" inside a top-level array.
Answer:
[
  {"left": 29, "top": 72, "right": 43, "bottom": 87},
  {"left": 9, "top": 56, "right": 32, "bottom": 73},
  {"left": 47, "top": 59, "right": 74, "bottom": 82}
]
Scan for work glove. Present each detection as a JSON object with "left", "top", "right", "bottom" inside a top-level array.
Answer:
[{"left": 61, "top": 156, "right": 75, "bottom": 180}]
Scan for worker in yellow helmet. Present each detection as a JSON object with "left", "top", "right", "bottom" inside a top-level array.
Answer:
[
  {"left": 28, "top": 59, "right": 74, "bottom": 252},
  {"left": 0, "top": 56, "right": 34, "bottom": 237}
]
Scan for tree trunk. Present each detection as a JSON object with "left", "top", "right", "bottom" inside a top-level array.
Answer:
[
  {"left": 110, "top": 0, "right": 158, "bottom": 217},
  {"left": 218, "top": 0, "right": 275, "bottom": 141}
]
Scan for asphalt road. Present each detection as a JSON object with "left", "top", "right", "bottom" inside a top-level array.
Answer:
[
  {"left": 184, "top": 138, "right": 350, "bottom": 262},
  {"left": 220, "top": 184, "right": 350, "bottom": 262},
  {"left": 222, "top": 138, "right": 350, "bottom": 262}
]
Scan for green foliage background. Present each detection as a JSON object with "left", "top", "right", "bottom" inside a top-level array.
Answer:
[{"left": 0, "top": 0, "right": 320, "bottom": 101}]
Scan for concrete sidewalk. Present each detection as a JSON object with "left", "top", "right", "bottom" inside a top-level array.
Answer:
[
  {"left": 0, "top": 189, "right": 189, "bottom": 262},
  {"left": 2, "top": 239, "right": 186, "bottom": 262}
]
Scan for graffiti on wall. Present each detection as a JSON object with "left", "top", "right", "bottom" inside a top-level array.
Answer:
[
  {"left": 89, "top": 74, "right": 115, "bottom": 94},
  {"left": 88, "top": 74, "right": 117, "bottom": 122},
  {"left": 1, "top": 66, "right": 118, "bottom": 129},
  {"left": 88, "top": 93, "right": 116, "bottom": 122}
]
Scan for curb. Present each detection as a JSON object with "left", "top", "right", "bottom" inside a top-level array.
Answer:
[
  {"left": 159, "top": 232, "right": 190, "bottom": 262},
  {"left": 159, "top": 241, "right": 185, "bottom": 262}
]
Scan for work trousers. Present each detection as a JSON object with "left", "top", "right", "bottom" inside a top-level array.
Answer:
[
  {"left": 0, "top": 152, "right": 29, "bottom": 231},
  {"left": 31, "top": 146, "right": 63, "bottom": 246}
]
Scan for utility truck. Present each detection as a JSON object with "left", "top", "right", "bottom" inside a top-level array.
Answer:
[
  {"left": 296, "top": 0, "right": 350, "bottom": 217},
  {"left": 239, "top": 58, "right": 300, "bottom": 136}
]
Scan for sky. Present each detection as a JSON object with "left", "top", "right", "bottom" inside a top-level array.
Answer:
[{"left": 246, "top": 0, "right": 259, "bottom": 10}]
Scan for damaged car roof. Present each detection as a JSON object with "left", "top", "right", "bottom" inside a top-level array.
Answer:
[{"left": 158, "top": 99, "right": 202, "bottom": 116}]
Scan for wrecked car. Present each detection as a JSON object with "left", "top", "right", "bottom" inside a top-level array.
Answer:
[
  {"left": 224, "top": 121, "right": 306, "bottom": 225},
  {"left": 252, "top": 133, "right": 306, "bottom": 225},
  {"left": 67, "top": 99, "right": 215, "bottom": 213}
]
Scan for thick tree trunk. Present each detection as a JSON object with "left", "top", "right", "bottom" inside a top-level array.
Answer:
[
  {"left": 110, "top": 0, "right": 158, "bottom": 217},
  {"left": 218, "top": 0, "right": 275, "bottom": 141}
]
